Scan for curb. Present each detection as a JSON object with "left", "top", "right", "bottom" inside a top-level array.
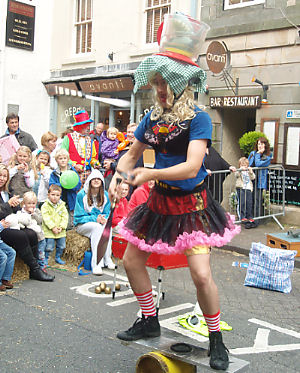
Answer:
[{"left": 223, "top": 244, "right": 300, "bottom": 269}]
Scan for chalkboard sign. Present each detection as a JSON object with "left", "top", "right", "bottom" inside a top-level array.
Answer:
[{"left": 269, "top": 170, "right": 300, "bottom": 206}]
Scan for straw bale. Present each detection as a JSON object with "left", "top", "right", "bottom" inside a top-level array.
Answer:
[
  {"left": 11, "top": 230, "right": 91, "bottom": 282},
  {"left": 62, "top": 229, "right": 90, "bottom": 266},
  {"left": 12, "top": 257, "right": 29, "bottom": 282}
]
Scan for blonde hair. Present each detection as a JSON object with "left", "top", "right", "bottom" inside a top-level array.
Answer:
[
  {"left": 107, "top": 127, "right": 118, "bottom": 136},
  {"left": 239, "top": 157, "right": 249, "bottom": 167},
  {"left": 127, "top": 123, "right": 137, "bottom": 131},
  {"left": 55, "top": 148, "right": 70, "bottom": 161},
  {"left": 0, "top": 164, "right": 10, "bottom": 191},
  {"left": 149, "top": 73, "right": 196, "bottom": 124},
  {"left": 41, "top": 131, "right": 58, "bottom": 147},
  {"left": 22, "top": 191, "right": 37, "bottom": 206},
  {"left": 8, "top": 146, "right": 38, "bottom": 179}
]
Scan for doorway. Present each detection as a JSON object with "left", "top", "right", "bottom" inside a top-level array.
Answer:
[
  {"left": 114, "top": 109, "right": 130, "bottom": 132},
  {"left": 222, "top": 108, "right": 256, "bottom": 166}
]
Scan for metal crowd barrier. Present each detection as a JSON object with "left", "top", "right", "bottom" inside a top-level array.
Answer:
[{"left": 206, "top": 165, "right": 285, "bottom": 229}]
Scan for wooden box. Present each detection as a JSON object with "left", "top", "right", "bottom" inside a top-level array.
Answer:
[{"left": 266, "top": 232, "right": 300, "bottom": 257}]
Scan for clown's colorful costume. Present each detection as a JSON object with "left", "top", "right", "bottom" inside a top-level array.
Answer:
[{"left": 61, "top": 110, "right": 98, "bottom": 184}]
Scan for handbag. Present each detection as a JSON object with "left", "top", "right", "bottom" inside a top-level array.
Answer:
[
  {"left": 77, "top": 250, "right": 92, "bottom": 276},
  {"left": 244, "top": 242, "right": 297, "bottom": 293}
]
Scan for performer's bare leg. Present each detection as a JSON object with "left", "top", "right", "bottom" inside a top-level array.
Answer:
[
  {"left": 117, "top": 242, "right": 160, "bottom": 341},
  {"left": 122, "top": 243, "right": 151, "bottom": 293},
  {"left": 188, "top": 251, "right": 229, "bottom": 370},
  {"left": 187, "top": 253, "right": 220, "bottom": 315}
]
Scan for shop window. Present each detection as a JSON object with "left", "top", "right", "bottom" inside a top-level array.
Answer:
[
  {"left": 283, "top": 123, "right": 300, "bottom": 170},
  {"left": 145, "top": 0, "right": 171, "bottom": 44},
  {"left": 224, "top": 0, "right": 265, "bottom": 10},
  {"left": 260, "top": 118, "right": 279, "bottom": 164},
  {"left": 75, "top": 0, "right": 92, "bottom": 54}
]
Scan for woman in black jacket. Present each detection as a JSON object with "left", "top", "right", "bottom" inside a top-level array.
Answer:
[{"left": 0, "top": 164, "right": 54, "bottom": 281}]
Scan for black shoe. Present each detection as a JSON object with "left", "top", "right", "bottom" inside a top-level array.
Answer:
[
  {"left": 30, "top": 268, "right": 55, "bottom": 282},
  {"left": 208, "top": 331, "right": 229, "bottom": 371},
  {"left": 117, "top": 314, "right": 161, "bottom": 341}
]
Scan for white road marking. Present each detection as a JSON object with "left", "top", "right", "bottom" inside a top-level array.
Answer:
[
  {"left": 253, "top": 328, "right": 270, "bottom": 349},
  {"left": 231, "top": 343, "right": 300, "bottom": 355},
  {"left": 158, "top": 303, "right": 194, "bottom": 316},
  {"left": 107, "top": 296, "right": 137, "bottom": 307},
  {"left": 249, "top": 318, "right": 300, "bottom": 339},
  {"left": 70, "top": 281, "right": 131, "bottom": 298},
  {"left": 230, "top": 319, "right": 300, "bottom": 355}
]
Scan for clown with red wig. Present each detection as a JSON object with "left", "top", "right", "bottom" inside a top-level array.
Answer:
[{"left": 61, "top": 110, "right": 99, "bottom": 184}]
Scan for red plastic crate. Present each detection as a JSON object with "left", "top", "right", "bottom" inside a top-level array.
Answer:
[{"left": 112, "top": 234, "right": 188, "bottom": 270}]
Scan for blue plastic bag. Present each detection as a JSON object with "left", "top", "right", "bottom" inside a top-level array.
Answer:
[{"left": 244, "top": 242, "right": 297, "bottom": 293}]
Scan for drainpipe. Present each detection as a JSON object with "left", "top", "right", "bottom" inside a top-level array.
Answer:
[
  {"left": 49, "top": 96, "right": 57, "bottom": 134},
  {"left": 130, "top": 92, "right": 135, "bottom": 123},
  {"left": 190, "top": 0, "right": 198, "bottom": 18}
]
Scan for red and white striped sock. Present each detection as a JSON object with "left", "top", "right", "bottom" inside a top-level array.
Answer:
[
  {"left": 134, "top": 290, "right": 156, "bottom": 317},
  {"left": 203, "top": 310, "right": 221, "bottom": 333}
]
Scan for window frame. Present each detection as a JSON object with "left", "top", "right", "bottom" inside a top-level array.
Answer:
[
  {"left": 74, "top": 0, "right": 93, "bottom": 55},
  {"left": 145, "top": 0, "right": 171, "bottom": 45},
  {"left": 260, "top": 118, "right": 279, "bottom": 164},
  {"left": 223, "top": 0, "right": 265, "bottom": 10},
  {"left": 283, "top": 123, "right": 300, "bottom": 170}
]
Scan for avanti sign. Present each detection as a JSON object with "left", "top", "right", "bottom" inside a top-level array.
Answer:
[{"left": 206, "top": 41, "right": 230, "bottom": 74}]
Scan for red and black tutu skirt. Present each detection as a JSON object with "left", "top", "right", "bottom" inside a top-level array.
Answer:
[{"left": 119, "top": 181, "right": 240, "bottom": 255}]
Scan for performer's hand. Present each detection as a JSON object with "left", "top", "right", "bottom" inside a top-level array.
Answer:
[{"left": 129, "top": 167, "right": 155, "bottom": 187}]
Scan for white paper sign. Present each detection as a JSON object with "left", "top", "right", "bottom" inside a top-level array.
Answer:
[{"left": 0, "top": 135, "right": 20, "bottom": 164}]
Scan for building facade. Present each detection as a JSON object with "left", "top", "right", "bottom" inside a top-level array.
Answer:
[
  {"left": 0, "top": 0, "right": 53, "bottom": 145},
  {"left": 200, "top": 0, "right": 300, "bottom": 206},
  {"left": 46, "top": 0, "right": 299, "bottom": 204}
]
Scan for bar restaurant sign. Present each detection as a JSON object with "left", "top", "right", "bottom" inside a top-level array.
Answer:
[
  {"left": 210, "top": 95, "right": 261, "bottom": 109},
  {"left": 5, "top": 0, "right": 35, "bottom": 51}
]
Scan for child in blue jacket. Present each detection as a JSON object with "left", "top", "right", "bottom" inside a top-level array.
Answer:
[{"left": 73, "top": 169, "right": 114, "bottom": 275}]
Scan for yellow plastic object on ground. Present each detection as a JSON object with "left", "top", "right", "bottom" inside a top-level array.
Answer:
[{"left": 136, "top": 351, "right": 196, "bottom": 373}]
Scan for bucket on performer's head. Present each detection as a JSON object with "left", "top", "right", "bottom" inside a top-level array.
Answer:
[
  {"left": 159, "top": 13, "right": 210, "bottom": 59},
  {"left": 136, "top": 351, "right": 196, "bottom": 373}
]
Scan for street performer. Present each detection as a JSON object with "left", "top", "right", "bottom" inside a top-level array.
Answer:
[
  {"left": 108, "top": 13, "right": 240, "bottom": 371},
  {"left": 61, "top": 110, "right": 99, "bottom": 184}
]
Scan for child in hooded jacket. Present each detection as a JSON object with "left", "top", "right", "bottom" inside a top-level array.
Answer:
[{"left": 73, "top": 169, "right": 114, "bottom": 275}]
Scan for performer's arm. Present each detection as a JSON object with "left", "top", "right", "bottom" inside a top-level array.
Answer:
[{"left": 131, "top": 139, "right": 207, "bottom": 186}]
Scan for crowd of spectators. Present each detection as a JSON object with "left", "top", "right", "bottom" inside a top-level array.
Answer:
[{"left": 0, "top": 112, "right": 145, "bottom": 289}]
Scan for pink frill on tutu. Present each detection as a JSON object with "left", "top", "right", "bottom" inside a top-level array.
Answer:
[{"left": 119, "top": 215, "right": 241, "bottom": 255}]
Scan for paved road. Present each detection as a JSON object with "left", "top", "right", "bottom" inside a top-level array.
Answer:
[{"left": 1, "top": 249, "right": 299, "bottom": 373}]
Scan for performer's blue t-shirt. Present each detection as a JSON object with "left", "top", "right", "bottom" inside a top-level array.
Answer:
[{"left": 134, "top": 107, "right": 212, "bottom": 191}]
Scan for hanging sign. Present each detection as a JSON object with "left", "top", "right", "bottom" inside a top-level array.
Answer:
[
  {"left": 206, "top": 41, "right": 230, "bottom": 74},
  {"left": 5, "top": 0, "right": 35, "bottom": 51}
]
